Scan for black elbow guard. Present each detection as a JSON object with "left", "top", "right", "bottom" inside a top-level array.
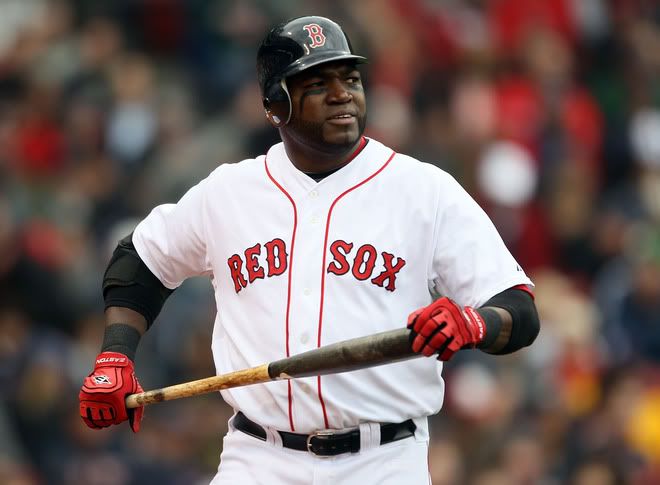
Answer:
[
  {"left": 103, "top": 233, "right": 174, "bottom": 327},
  {"left": 484, "top": 288, "right": 540, "bottom": 355}
]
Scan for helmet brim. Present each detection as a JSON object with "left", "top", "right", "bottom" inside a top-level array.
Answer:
[{"left": 282, "top": 53, "right": 368, "bottom": 79}]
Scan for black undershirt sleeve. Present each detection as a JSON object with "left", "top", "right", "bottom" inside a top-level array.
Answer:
[{"left": 103, "top": 233, "right": 174, "bottom": 328}]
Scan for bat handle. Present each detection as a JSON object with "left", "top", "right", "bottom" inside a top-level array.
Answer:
[
  {"left": 125, "top": 364, "right": 271, "bottom": 408},
  {"left": 126, "top": 393, "right": 147, "bottom": 409}
]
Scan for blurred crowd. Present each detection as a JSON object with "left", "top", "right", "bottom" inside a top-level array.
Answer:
[{"left": 1, "top": 0, "right": 659, "bottom": 484}]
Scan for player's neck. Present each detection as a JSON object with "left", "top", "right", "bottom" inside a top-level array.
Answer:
[{"left": 283, "top": 136, "right": 367, "bottom": 174}]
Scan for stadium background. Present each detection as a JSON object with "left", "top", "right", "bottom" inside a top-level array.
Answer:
[{"left": 1, "top": 0, "right": 659, "bottom": 483}]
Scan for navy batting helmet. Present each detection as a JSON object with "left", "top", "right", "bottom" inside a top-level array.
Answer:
[{"left": 256, "top": 16, "right": 367, "bottom": 125}]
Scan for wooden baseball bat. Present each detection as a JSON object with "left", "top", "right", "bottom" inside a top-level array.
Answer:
[{"left": 125, "top": 327, "right": 415, "bottom": 409}]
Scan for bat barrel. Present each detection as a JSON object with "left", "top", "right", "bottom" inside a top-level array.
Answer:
[{"left": 268, "top": 328, "right": 415, "bottom": 379}]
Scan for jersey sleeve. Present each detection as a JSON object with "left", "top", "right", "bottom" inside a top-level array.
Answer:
[
  {"left": 132, "top": 176, "right": 212, "bottom": 290},
  {"left": 429, "top": 172, "right": 533, "bottom": 308}
]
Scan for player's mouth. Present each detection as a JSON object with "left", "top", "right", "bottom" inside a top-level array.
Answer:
[{"left": 326, "top": 112, "right": 356, "bottom": 125}]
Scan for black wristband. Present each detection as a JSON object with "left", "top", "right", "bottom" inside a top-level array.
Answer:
[
  {"left": 476, "top": 308, "right": 502, "bottom": 349},
  {"left": 481, "top": 289, "right": 540, "bottom": 354},
  {"left": 101, "top": 323, "right": 142, "bottom": 361}
]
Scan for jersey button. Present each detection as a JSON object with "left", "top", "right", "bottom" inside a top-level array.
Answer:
[
  {"left": 303, "top": 288, "right": 311, "bottom": 296},
  {"left": 310, "top": 216, "right": 319, "bottom": 224},
  {"left": 300, "top": 332, "right": 310, "bottom": 344},
  {"left": 310, "top": 190, "right": 319, "bottom": 198}
]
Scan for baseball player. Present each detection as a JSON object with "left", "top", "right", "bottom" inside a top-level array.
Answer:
[{"left": 79, "top": 16, "right": 540, "bottom": 484}]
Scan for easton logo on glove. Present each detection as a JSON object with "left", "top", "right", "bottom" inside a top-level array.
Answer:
[
  {"left": 462, "top": 307, "right": 485, "bottom": 342},
  {"left": 97, "top": 355, "right": 127, "bottom": 365}
]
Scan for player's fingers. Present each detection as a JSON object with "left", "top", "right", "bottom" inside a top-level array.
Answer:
[
  {"left": 411, "top": 333, "right": 426, "bottom": 353},
  {"left": 426, "top": 330, "right": 452, "bottom": 355},
  {"left": 446, "top": 334, "right": 465, "bottom": 352},
  {"left": 88, "top": 402, "right": 120, "bottom": 423},
  {"left": 438, "top": 348, "right": 455, "bottom": 361},
  {"left": 436, "top": 337, "right": 456, "bottom": 361},
  {"left": 81, "top": 415, "right": 102, "bottom": 429},
  {"left": 418, "top": 318, "right": 447, "bottom": 338},
  {"left": 411, "top": 304, "right": 439, "bottom": 331},
  {"left": 438, "top": 348, "right": 456, "bottom": 361},
  {"left": 422, "top": 340, "right": 444, "bottom": 357},
  {"left": 85, "top": 405, "right": 101, "bottom": 422},
  {"left": 422, "top": 330, "right": 450, "bottom": 357},
  {"left": 412, "top": 330, "right": 440, "bottom": 353},
  {"left": 417, "top": 323, "right": 447, "bottom": 356},
  {"left": 129, "top": 406, "right": 144, "bottom": 433},
  {"left": 428, "top": 305, "right": 448, "bottom": 318},
  {"left": 82, "top": 407, "right": 106, "bottom": 429}
]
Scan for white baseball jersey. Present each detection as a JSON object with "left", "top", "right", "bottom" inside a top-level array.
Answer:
[{"left": 132, "top": 137, "right": 532, "bottom": 436}]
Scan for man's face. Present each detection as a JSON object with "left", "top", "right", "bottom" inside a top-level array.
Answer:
[{"left": 284, "top": 61, "right": 367, "bottom": 154}]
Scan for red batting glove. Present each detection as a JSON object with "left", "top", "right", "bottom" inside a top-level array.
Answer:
[
  {"left": 407, "top": 297, "right": 486, "bottom": 361},
  {"left": 79, "top": 352, "right": 144, "bottom": 432}
]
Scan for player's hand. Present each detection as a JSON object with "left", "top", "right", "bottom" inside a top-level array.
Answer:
[
  {"left": 407, "top": 297, "right": 486, "bottom": 361},
  {"left": 79, "top": 352, "right": 144, "bottom": 432}
]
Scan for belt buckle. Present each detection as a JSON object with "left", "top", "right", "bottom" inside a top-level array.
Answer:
[{"left": 306, "top": 430, "right": 336, "bottom": 457}]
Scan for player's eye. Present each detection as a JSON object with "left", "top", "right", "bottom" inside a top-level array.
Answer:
[{"left": 304, "top": 80, "right": 324, "bottom": 89}]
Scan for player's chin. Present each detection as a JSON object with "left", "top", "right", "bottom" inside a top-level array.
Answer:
[{"left": 322, "top": 124, "right": 360, "bottom": 147}]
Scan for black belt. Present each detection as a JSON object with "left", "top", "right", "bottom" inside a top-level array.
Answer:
[{"left": 233, "top": 411, "right": 416, "bottom": 457}]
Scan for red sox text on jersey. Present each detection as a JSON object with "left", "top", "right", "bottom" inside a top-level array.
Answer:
[{"left": 227, "top": 238, "right": 406, "bottom": 293}]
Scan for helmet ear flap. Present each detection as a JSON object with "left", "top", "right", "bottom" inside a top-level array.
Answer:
[
  {"left": 263, "top": 79, "right": 291, "bottom": 127},
  {"left": 262, "top": 97, "right": 283, "bottom": 126}
]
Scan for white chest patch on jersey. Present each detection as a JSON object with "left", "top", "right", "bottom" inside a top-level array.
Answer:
[{"left": 227, "top": 238, "right": 406, "bottom": 293}]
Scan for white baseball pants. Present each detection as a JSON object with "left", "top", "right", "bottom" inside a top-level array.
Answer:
[{"left": 210, "top": 419, "right": 430, "bottom": 485}]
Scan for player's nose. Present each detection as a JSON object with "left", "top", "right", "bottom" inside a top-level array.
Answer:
[{"left": 326, "top": 78, "right": 352, "bottom": 103}]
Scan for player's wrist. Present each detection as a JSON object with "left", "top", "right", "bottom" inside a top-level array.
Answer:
[
  {"left": 100, "top": 323, "right": 142, "bottom": 361},
  {"left": 474, "top": 307, "right": 501, "bottom": 349}
]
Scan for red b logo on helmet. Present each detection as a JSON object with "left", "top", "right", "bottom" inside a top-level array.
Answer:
[{"left": 303, "top": 24, "right": 326, "bottom": 48}]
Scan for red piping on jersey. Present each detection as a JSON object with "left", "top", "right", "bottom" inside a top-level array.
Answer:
[
  {"left": 347, "top": 136, "right": 367, "bottom": 162},
  {"left": 264, "top": 155, "right": 298, "bottom": 432},
  {"left": 316, "top": 149, "right": 397, "bottom": 429}
]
